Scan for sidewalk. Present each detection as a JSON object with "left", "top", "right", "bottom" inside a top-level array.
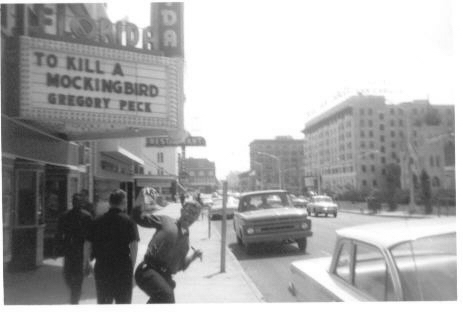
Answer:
[
  {"left": 338, "top": 201, "right": 454, "bottom": 218},
  {"left": 3, "top": 202, "right": 264, "bottom": 304}
]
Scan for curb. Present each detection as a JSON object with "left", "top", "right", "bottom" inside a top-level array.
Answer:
[
  {"left": 338, "top": 209, "right": 429, "bottom": 218},
  {"left": 209, "top": 222, "right": 266, "bottom": 302}
]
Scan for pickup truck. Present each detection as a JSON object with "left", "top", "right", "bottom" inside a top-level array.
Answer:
[{"left": 233, "top": 190, "right": 312, "bottom": 254}]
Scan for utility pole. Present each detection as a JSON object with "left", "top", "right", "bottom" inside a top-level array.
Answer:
[{"left": 220, "top": 181, "right": 228, "bottom": 272}]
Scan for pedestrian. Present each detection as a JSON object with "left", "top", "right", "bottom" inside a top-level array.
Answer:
[
  {"left": 83, "top": 189, "right": 139, "bottom": 304},
  {"left": 54, "top": 193, "right": 93, "bottom": 304},
  {"left": 81, "top": 189, "right": 96, "bottom": 217},
  {"left": 132, "top": 200, "right": 203, "bottom": 303},
  {"left": 179, "top": 193, "right": 185, "bottom": 206},
  {"left": 196, "top": 191, "right": 202, "bottom": 205}
]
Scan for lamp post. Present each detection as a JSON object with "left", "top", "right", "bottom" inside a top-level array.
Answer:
[
  {"left": 257, "top": 152, "right": 282, "bottom": 189},
  {"left": 251, "top": 161, "right": 264, "bottom": 190}
]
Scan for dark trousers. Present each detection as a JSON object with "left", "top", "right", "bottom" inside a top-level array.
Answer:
[
  {"left": 94, "top": 263, "right": 133, "bottom": 304},
  {"left": 135, "top": 262, "right": 176, "bottom": 304},
  {"left": 63, "top": 256, "right": 84, "bottom": 304}
]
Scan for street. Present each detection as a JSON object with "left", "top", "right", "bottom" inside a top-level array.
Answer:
[{"left": 212, "top": 211, "right": 406, "bottom": 302}]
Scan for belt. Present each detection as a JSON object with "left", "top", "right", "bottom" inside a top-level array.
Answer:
[{"left": 141, "top": 260, "right": 171, "bottom": 276}]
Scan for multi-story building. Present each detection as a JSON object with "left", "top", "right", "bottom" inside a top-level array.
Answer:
[
  {"left": 249, "top": 136, "right": 305, "bottom": 195},
  {"left": 302, "top": 94, "right": 455, "bottom": 196},
  {"left": 181, "top": 158, "right": 217, "bottom": 193}
]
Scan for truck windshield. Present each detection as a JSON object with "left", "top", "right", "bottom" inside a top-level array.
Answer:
[{"left": 239, "top": 193, "right": 292, "bottom": 211}]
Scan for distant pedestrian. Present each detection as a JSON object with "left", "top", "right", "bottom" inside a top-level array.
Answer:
[
  {"left": 196, "top": 191, "right": 202, "bottom": 205},
  {"left": 179, "top": 193, "right": 185, "bottom": 206},
  {"left": 55, "top": 193, "right": 93, "bottom": 304},
  {"left": 132, "top": 200, "right": 203, "bottom": 303},
  {"left": 81, "top": 189, "right": 95, "bottom": 217},
  {"left": 84, "top": 189, "right": 139, "bottom": 304}
]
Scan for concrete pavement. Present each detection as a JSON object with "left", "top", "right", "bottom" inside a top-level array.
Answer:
[{"left": 3, "top": 202, "right": 264, "bottom": 304}]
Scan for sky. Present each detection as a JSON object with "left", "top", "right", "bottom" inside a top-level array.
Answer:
[{"left": 106, "top": 0, "right": 457, "bottom": 180}]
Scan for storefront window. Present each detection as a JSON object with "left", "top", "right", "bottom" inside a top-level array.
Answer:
[{"left": 17, "top": 171, "right": 37, "bottom": 226}]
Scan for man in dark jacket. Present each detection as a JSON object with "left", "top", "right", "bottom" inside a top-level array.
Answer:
[
  {"left": 84, "top": 189, "right": 139, "bottom": 304},
  {"left": 55, "top": 193, "right": 93, "bottom": 304},
  {"left": 132, "top": 200, "right": 203, "bottom": 303}
]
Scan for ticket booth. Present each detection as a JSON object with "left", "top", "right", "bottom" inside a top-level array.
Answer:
[{"left": 10, "top": 160, "right": 45, "bottom": 271}]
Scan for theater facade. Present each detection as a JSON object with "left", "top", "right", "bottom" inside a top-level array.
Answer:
[{"left": 1, "top": 3, "right": 186, "bottom": 270}]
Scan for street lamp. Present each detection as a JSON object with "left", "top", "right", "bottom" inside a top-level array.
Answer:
[
  {"left": 256, "top": 152, "right": 282, "bottom": 189},
  {"left": 251, "top": 161, "right": 264, "bottom": 190}
]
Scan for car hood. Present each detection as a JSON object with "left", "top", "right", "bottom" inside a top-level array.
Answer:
[
  {"left": 239, "top": 207, "right": 307, "bottom": 222},
  {"left": 311, "top": 202, "right": 338, "bottom": 208}
]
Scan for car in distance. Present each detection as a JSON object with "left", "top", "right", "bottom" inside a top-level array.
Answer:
[
  {"left": 208, "top": 196, "right": 239, "bottom": 220},
  {"left": 306, "top": 195, "right": 338, "bottom": 217},
  {"left": 233, "top": 190, "right": 313, "bottom": 254},
  {"left": 290, "top": 194, "right": 308, "bottom": 208},
  {"left": 288, "top": 218, "right": 456, "bottom": 301}
]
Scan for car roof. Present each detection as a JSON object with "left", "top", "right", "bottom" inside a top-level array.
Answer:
[
  {"left": 239, "top": 190, "right": 288, "bottom": 198},
  {"left": 336, "top": 217, "right": 456, "bottom": 248}
]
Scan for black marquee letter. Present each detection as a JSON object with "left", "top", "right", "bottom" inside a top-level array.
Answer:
[{"left": 112, "top": 63, "right": 124, "bottom": 76}]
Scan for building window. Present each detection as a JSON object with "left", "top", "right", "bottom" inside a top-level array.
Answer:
[
  {"left": 360, "top": 130, "right": 365, "bottom": 138},
  {"left": 360, "top": 119, "right": 365, "bottom": 127},
  {"left": 381, "top": 157, "right": 386, "bottom": 164},
  {"left": 360, "top": 108, "right": 365, "bottom": 115},
  {"left": 430, "top": 156, "right": 434, "bottom": 167},
  {"left": 391, "top": 152, "right": 397, "bottom": 159},
  {"left": 436, "top": 156, "right": 440, "bottom": 167},
  {"left": 432, "top": 177, "right": 441, "bottom": 187},
  {"left": 390, "top": 108, "right": 395, "bottom": 115},
  {"left": 382, "top": 168, "right": 386, "bottom": 175},
  {"left": 362, "top": 165, "right": 367, "bottom": 172},
  {"left": 361, "top": 142, "right": 366, "bottom": 148},
  {"left": 390, "top": 120, "right": 395, "bottom": 127},
  {"left": 381, "top": 146, "right": 386, "bottom": 153},
  {"left": 380, "top": 124, "right": 385, "bottom": 131},
  {"left": 371, "top": 165, "right": 375, "bottom": 172},
  {"left": 372, "top": 180, "right": 377, "bottom": 187},
  {"left": 379, "top": 113, "right": 384, "bottom": 120},
  {"left": 157, "top": 168, "right": 164, "bottom": 176},
  {"left": 391, "top": 142, "right": 396, "bottom": 148},
  {"left": 391, "top": 131, "right": 396, "bottom": 137},
  {"left": 399, "top": 119, "right": 404, "bottom": 127},
  {"left": 368, "top": 120, "right": 373, "bottom": 127},
  {"left": 157, "top": 152, "right": 164, "bottom": 163},
  {"left": 362, "top": 180, "right": 367, "bottom": 187},
  {"left": 368, "top": 108, "right": 373, "bottom": 115},
  {"left": 369, "top": 142, "right": 374, "bottom": 149},
  {"left": 380, "top": 135, "right": 385, "bottom": 142},
  {"left": 369, "top": 131, "right": 374, "bottom": 137}
]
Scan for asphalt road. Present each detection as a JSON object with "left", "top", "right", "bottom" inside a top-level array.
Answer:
[{"left": 212, "top": 211, "right": 405, "bottom": 302}]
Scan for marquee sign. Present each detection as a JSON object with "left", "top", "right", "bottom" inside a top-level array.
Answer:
[
  {"left": 19, "top": 36, "right": 183, "bottom": 135},
  {"left": 146, "top": 136, "right": 206, "bottom": 147}
]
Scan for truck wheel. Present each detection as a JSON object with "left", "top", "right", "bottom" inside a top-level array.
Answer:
[
  {"left": 296, "top": 238, "right": 307, "bottom": 252},
  {"left": 333, "top": 212, "right": 337, "bottom": 218},
  {"left": 315, "top": 212, "right": 318, "bottom": 217},
  {"left": 236, "top": 234, "right": 243, "bottom": 246},
  {"left": 325, "top": 213, "right": 328, "bottom": 217}
]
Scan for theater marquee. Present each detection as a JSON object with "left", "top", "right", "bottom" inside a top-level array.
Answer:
[{"left": 18, "top": 36, "right": 183, "bottom": 136}]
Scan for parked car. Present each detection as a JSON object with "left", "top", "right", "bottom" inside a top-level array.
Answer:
[
  {"left": 233, "top": 190, "right": 313, "bottom": 254},
  {"left": 307, "top": 195, "right": 338, "bottom": 217},
  {"left": 208, "top": 196, "right": 239, "bottom": 220},
  {"left": 290, "top": 194, "right": 308, "bottom": 208},
  {"left": 289, "top": 218, "right": 456, "bottom": 301}
]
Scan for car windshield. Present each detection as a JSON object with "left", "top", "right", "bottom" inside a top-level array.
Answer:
[
  {"left": 390, "top": 232, "right": 456, "bottom": 301},
  {"left": 239, "top": 193, "right": 291, "bottom": 211},
  {"left": 313, "top": 196, "right": 333, "bottom": 203}
]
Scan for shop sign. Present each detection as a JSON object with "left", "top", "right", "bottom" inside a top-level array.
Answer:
[
  {"left": 19, "top": 36, "right": 183, "bottom": 133},
  {"left": 25, "top": 3, "right": 184, "bottom": 55},
  {"left": 146, "top": 136, "right": 206, "bottom": 147}
]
